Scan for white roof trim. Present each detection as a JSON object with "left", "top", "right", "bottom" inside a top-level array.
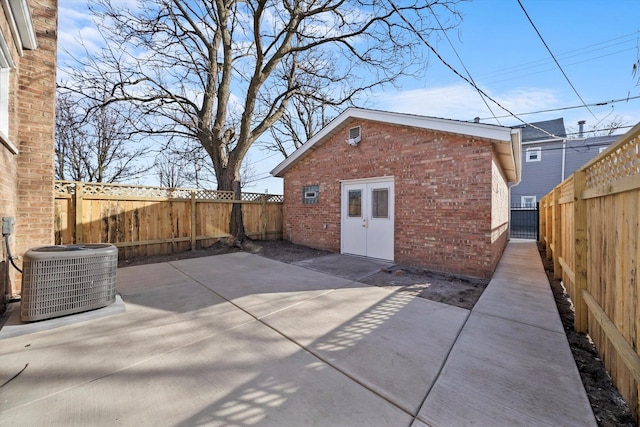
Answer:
[
  {"left": 0, "top": 28, "right": 16, "bottom": 68},
  {"left": 272, "top": 107, "right": 521, "bottom": 181},
  {"left": 6, "top": 0, "right": 37, "bottom": 51}
]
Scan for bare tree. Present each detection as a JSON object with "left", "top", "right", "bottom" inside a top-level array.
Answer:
[
  {"left": 264, "top": 95, "right": 336, "bottom": 158},
  {"left": 55, "top": 90, "right": 151, "bottom": 182},
  {"left": 61, "top": 0, "right": 462, "bottom": 239},
  {"left": 567, "top": 115, "right": 628, "bottom": 138},
  {"left": 155, "top": 146, "right": 259, "bottom": 189},
  {"left": 155, "top": 152, "right": 187, "bottom": 188},
  {"left": 589, "top": 116, "right": 627, "bottom": 137}
]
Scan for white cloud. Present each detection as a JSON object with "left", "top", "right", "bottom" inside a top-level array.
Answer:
[{"left": 374, "top": 83, "right": 561, "bottom": 125}]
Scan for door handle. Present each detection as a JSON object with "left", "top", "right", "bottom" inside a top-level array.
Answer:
[{"left": 362, "top": 218, "right": 367, "bottom": 228}]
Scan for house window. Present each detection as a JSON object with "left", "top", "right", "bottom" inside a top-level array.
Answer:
[
  {"left": 348, "top": 190, "right": 361, "bottom": 217},
  {"left": 371, "top": 188, "right": 389, "bottom": 218},
  {"left": 302, "top": 185, "right": 319, "bottom": 204},
  {"left": 521, "top": 196, "right": 536, "bottom": 208},
  {"left": 526, "top": 147, "right": 541, "bottom": 162}
]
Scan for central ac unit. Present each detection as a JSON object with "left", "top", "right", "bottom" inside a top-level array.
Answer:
[{"left": 20, "top": 244, "right": 118, "bottom": 322}]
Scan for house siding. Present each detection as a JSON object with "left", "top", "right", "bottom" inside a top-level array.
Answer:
[
  {"left": 512, "top": 140, "right": 565, "bottom": 203},
  {"left": 282, "top": 119, "right": 508, "bottom": 279},
  {"left": 512, "top": 136, "right": 618, "bottom": 203},
  {"left": 0, "top": 0, "right": 57, "bottom": 301}
]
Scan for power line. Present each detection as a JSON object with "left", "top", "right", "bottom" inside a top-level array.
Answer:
[
  {"left": 476, "top": 30, "right": 640, "bottom": 81},
  {"left": 428, "top": 4, "right": 502, "bottom": 125},
  {"left": 517, "top": 0, "right": 599, "bottom": 122},
  {"left": 389, "top": 2, "right": 559, "bottom": 139},
  {"left": 478, "top": 94, "right": 640, "bottom": 120}
]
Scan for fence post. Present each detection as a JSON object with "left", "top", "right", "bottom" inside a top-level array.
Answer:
[
  {"left": 190, "top": 190, "right": 197, "bottom": 251},
  {"left": 261, "top": 194, "right": 267, "bottom": 240},
  {"left": 573, "top": 170, "right": 588, "bottom": 333},
  {"left": 553, "top": 187, "right": 562, "bottom": 279},
  {"left": 536, "top": 201, "right": 540, "bottom": 242},
  {"left": 74, "top": 181, "right": 83, "bottom": 244},
  {"left": 539, "top": 197, "right": 546, "bottom": 246}
]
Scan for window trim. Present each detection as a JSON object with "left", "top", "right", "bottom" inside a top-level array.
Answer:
[
  {"left": 521, "top": 195, "right": 537, "bottom": 208},
  {"left": 525, "top": 147, "right": 541, "bottom": 162},
  {"left": 0, "top": 68, "right": 17, "bottom": 154}
]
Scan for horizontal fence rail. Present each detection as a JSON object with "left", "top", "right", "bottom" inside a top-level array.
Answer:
[
  {"left": 539, "top": 122, "right": 640, "bottom": 421},
  {"left": 54, "top": 181, "right": 283, "bottom": 259}
]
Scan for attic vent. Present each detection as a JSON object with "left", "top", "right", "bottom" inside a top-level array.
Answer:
[{"left": 346, "top": 126, "right": 361, "bottom": 146}]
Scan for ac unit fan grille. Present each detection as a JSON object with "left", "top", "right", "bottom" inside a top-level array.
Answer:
[{"left": 20, "top": 245, "right": 118, "bottom": 322}]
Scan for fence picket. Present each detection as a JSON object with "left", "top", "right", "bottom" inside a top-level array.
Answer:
[
  {"left": 54, "top": 181, "right": 283, "bottom": 258},
  {"left": 539, "top": 122, "right": 640, "bottom": 421}
]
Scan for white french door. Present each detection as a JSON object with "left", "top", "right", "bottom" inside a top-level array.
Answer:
[{"left": 341, "top": 178, "right": 394, "bottom": 261}]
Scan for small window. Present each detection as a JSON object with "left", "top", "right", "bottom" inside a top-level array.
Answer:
[
  {"left": 521, "top": 196, "right": 536, "bottom": 208},
  {"left": 372, "top": 188, "right": 389, "bottom": 218},
  {"left": 526, "top": 147, "right": 541, "bottom": 162},
  {"left": 302, "top": 185, "right": 319, "bottom": 204},
  {"left": 348, "top": 190, "right": 361, "bottom": 217}
]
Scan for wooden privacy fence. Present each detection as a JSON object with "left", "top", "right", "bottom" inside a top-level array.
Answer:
[
  {"left": 539, "top": 122, "right": 640, "bottom": 420},
  {"left": 54, "top": 181, "right": 283, "bottom": 258}
]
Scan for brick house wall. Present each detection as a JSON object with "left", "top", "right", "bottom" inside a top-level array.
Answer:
[
  {"left": 0, "top": 0, "right": 57, "bottom": 303},
  {"left": 281, "top": 118, "right": 511, "bottom": 279}
]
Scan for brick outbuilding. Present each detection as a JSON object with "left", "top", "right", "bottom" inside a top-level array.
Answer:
[
  {"left": 1, "top": 0, "right": 57, "bottom": 307},
  {"left": 271, "top": 108, "right": 522, "bottom": 279}
]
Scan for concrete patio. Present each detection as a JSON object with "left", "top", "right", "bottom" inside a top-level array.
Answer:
[{"left": 0, "top": 240, "right": 595, "bottom": 426}]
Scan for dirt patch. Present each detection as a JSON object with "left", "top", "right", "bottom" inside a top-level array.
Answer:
[
  {"left": 246, "top": 239, "right": 333, "bottom": 263},
  {"left": 249, "top": 240, "right": 487, "bottom": 310},
  {"left": 538, "top": 242, "right": 636, "bottom": 427},
  {"left": 361, "top": 266, "right": 488, "bottom": 310}
]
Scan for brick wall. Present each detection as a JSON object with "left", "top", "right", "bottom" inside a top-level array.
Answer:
[
  {"left": 0, "top": 0, "right": 57, "bottom": 301},
  {"left": 282, "top": 118, "right": 510, "bottom": 279}
]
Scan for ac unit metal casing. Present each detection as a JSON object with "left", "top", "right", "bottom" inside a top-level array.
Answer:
[{"left": 20, "top": 244, "right": 118, "bottom": 322}]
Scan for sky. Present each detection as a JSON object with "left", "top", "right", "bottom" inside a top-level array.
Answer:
[{"left": 58, "top": 0, "right": 640, "bottom": 194}]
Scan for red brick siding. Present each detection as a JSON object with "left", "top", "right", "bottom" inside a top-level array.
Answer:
[
  {"left": 282, "top": 119, "right": 509, "bottom": 279},
  {"left": 0, "top": 0, "right": 57, "bottom": 298}
]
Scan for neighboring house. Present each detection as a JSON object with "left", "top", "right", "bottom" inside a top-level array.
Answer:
[
  {"left": 0, "top": 1, "right": 57, "bottom": 311},
  {"left": 271, "top": 108, "right": 522, "bottom": 279},
  {"left": 511, "top": 118, "right": 619, "bottom": 206}
]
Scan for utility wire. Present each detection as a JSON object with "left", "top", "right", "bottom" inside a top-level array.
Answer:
[
  {"left": 389, "top": 1, "right": 559, "bottom": 139},
  {"left": 477, "top": 30, "right": 640, "bottom": 81},
  {"left": 427, "top": 5, "right": 502, "bottom": 125},
  {"left": 479, "top": 94, "right": 640, "bottom": 120},
  {"left": 517, "top": 0, "right": 599, "bottom": 122}
]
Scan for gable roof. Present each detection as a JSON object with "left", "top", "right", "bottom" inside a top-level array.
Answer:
[
  {"left": 271, "top": 107, "right": 522, "bottom": 183},
  {"left": 517, "top": 118, "right": 567, "bottom": 142}
]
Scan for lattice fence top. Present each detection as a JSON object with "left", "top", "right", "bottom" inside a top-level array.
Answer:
[
  {"left": 559, "top": 176, "right": 574, "bottom": 200},
  {"left": 585, "top": 129, "right": 640, "bottom": 190},
  {"left": 193, "top": 189, "right": 235, "bottom": 200},
  {"left": 54, "top": 181, "right": 282, "bottom": 202}
]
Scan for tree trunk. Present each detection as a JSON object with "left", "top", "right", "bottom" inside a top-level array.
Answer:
[
  {"left": 229, "top": 179, "right": 245, "bottom": 241},
  {"left": 219, "top": 166, "right": 246, "bottom": 242}
]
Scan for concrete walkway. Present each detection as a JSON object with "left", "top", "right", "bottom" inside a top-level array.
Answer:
[{"left": 0, "top": 241, "right": 595, "bottom": 426}]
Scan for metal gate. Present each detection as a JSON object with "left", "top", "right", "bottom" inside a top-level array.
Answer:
[{"left": 510, "top": 203, "right": 539, "bottom": 240}]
